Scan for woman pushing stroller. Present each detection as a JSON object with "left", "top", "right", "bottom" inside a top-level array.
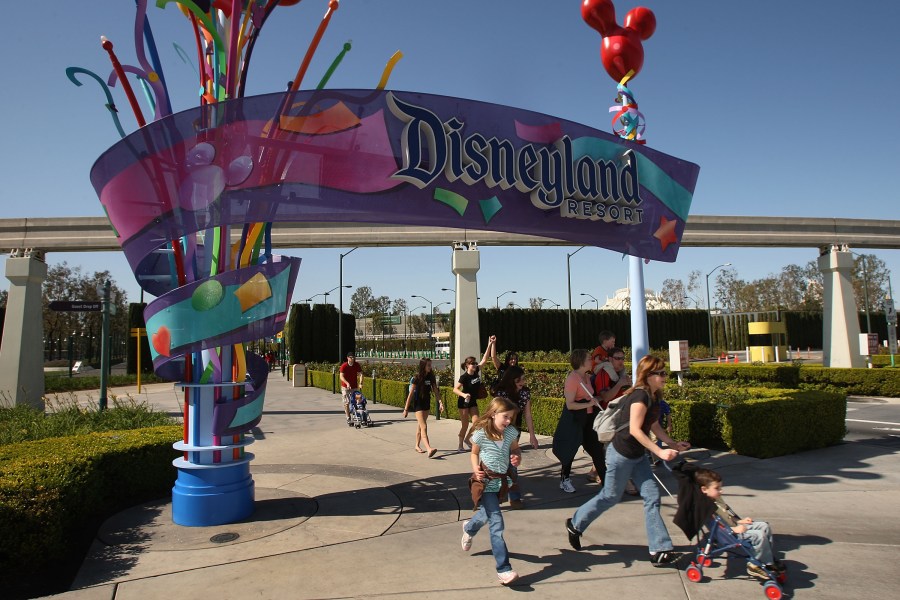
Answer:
[{"left": 565, "top": 354, "right": 691, "bottom": 567}]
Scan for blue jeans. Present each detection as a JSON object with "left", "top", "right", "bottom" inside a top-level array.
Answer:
[
  {"left": 465, "top": 491, "right": 511, "bottom": 573},
  {"left": 571, "top": 443, "right": 674, "bottom": 554},
  {"left": 740, "top": 521, "right": 775, "bottom": 564}
]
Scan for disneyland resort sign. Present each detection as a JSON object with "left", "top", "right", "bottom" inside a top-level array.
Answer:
[
  {"left": 387, "top": 95, "right": 643, "bottom": 225},
  {"left": 92, "top": 89, "right": 700, "bottom": 293}
]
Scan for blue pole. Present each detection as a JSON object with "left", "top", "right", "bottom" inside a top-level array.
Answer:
[{"left": 629, "top": 256, "right": 649, "bottom": 377}]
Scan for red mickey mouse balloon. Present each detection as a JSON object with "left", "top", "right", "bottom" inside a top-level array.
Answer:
[{"left": 582, "top": 0, "right": 656, "bottom": 82}]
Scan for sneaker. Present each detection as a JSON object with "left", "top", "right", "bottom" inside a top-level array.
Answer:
[
  {"left": 346, "top": 417, "right": 353, "bottom": 427},
  {"left": 650, "top": 551, "right": 682, "bottom": 567},
  {"left": 509, "top": 499, "right": 525, "bottom": 509},
  {"left": 559, "top": 478, "right": 576, "bottom": 493},
  {"left": 461, "top": 520, "right": 474, "bottom": 551},
  {"left": 565, "top": 518, "right": 582, "bottom": 551},
  {"left": 747, "top": 563, "right": 770, "bottom": 580},
  {"left": 497, "top": 570, "right": 519, "bottom": 585},
  {"left": 770, "top": 560, "right": 786, "bottom": 573}
]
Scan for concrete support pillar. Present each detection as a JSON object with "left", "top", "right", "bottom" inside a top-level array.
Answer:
[
  {"left": 451, "top": 242, "right": 480, "bottom": 383},
  {"left": 818, "top": 245, "right": 865, "bottom": 368},
  {"left": 0, "top": 250, "right": 48, "bottom": 409}
]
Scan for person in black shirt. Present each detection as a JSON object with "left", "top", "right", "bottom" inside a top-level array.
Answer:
[
  {"left": 453, "top": 335, "right": 496, "bottom": 451},
  {"left": 565, "top": 355, "right": 691, "bottom": 568}
]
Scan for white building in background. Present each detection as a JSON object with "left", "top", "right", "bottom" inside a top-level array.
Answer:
[{"left": 599, "top": 288, "right": 673, "bottom": 310}]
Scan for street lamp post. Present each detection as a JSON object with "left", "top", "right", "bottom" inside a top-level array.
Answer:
[
  {"left": 496, "top": 290, "right": 517, "bottom": 309},
  {"left": 412, "top": 295, "right": 433, "bottom": 354},
  {"left": 339, "top": 247, "right": 358, "bottom": 361},
  {"left": 539, "top": 298, "right": 560, "bottom": 309},
  {"left": 706, "top": 262, "right": 732, "bottom": 357},
  {"left": 580, "top": 299, "right": 595, "bottom": 309},
  {"left": 567, "top": 247, "right": 585, "bottom": 353},
  {"left": 580, "top": 292, "right": 599, "bottom": 309}
]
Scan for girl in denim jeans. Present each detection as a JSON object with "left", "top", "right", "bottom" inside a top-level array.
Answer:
[{"left": 460, "top": 397, "right": 522, "bottom": 585}]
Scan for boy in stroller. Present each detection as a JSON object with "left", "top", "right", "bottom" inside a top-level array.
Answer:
[
  {"left": 672, "top": 463, "right": 786, "bottom": 598},
  {"left": 349, "top": 390, "right": 373, "bottom": 428}
]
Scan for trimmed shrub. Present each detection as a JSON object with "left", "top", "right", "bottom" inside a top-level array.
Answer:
[
  {"left": 0, "top": 425, "right": 181, "bottom": 598},
  {"left": 799, "top": 366, "right": 900, "bottom": 397},
  {"left": 722, "top": 391, "right": 846, "bottom": 458}
]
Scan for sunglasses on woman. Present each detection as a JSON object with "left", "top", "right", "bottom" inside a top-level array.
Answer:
[{"left": 649, "top": 370, "right": 668, "bottom": 377}]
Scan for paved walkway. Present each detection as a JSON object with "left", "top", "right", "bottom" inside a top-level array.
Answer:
[{"left": 44, "top": 377, "right": 900, "bottom": 599}]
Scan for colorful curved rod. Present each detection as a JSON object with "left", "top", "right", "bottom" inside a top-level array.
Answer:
[
  {"left": 65, "top": 67, "right": 127, "bottom": 138},
  {"left": 376, "top": 50, "right": 403, "bottom": 90},
  {"left": 133, "top": 0, "right": 172, "bottom": 116},
  {"left": 101, "top": 36, "right": 147, "bottom": 127}
]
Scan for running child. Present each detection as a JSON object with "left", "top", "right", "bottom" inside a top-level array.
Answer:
[{"left": 460, "top": 397, "right": 522, "bottom": 586}]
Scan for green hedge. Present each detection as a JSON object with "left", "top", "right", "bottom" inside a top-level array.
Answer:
[
  {"left": 721, "top": 391, "right": 846, "bottom": 458},
  {"left": 687, "top": 363, "right": 900, "bottom": 397},
  {"left": 0, "top": 426, "right": 181, "bottom": 598},
  {"left": 799, "top": 366, "right": 900, "bottom": 397}
]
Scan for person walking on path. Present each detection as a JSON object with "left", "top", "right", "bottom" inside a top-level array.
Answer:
[
  {"left": 587, "top": 347, "right": 632, "bottom": 484},
  {"left": 494, "top": 365, "right": 538, "bottom": 508},
  {"left": 339, "top": 352, "right": 363, "bottom": 426},
  {"left": 453, "top": 335, "right": 496, "bottom": 451},
  {"left": 403, "top": 358, "right": 443, "bottom": 457},
  {"left": 552, "top": 349, "right": 605, "bottom": 494},
  {"left": 490, "top": 345, "right": 519, "bottom": 393},
  {"left": 565, "top": 355, "right": 691, "bottom": 567},
  {"left": 461, "top": 396, "right": 522, "bottom": 586}
]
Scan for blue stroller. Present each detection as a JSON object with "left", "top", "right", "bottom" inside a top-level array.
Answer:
[
  {"left": 349, "top": 391, "right": 373, "bottom": 428},
  {"left": 671, "top": 462, "right": 786, "bottom": 600}
]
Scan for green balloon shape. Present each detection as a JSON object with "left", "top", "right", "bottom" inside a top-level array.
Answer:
[{"left": 192, "top": 280, "right": 224, "bottom": 311}]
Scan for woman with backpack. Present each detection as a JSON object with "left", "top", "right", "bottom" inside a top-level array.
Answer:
[{"left": 564, "top": 354, "right": 691, "bottom": 568}]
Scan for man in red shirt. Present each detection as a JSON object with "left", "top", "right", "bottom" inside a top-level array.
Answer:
[{"left": 339, "top": 352, "right": 363, "bottom": 425}]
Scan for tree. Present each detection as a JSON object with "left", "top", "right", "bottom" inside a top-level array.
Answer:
[
  {"left": 686, "top": 270, "right": 703, "bottom": 308},
  {"left": 853, "top": 253, "right": 890, "bottom": 314},
  {"left": 0, "top": 289, "right": 7, "bottom": 307},
  {"left": 529, "top": 297, "right": 543, "bottom": 309},
  {"left": 350, "top": 286, "right": 375, "bottom": 317},
  {"left": 41, "top": 262, "right": 128, "bottom": 362},
  {"left": 392, "top": 298, "right": 408, "bottom": 316},
  {"left": 660, "top": 278, "right": 689, "bottom": 308},
  {"left": 408, "top": 314, "right": 428, "bottom": 333}
]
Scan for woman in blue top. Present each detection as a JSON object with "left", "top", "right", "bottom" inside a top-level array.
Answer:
[
  {"left": 460, "top": 396, "right": 522, "bottom": 586},
  {"left": 565, "top": 355, "right": 691, "bottom": 567}
]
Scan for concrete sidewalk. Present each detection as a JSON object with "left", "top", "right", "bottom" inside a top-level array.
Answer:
[{"left": 45, "top": 377, "right": 900, "bottom": 599}]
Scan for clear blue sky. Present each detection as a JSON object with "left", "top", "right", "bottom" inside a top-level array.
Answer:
[{"left": 2, "top": 1, "right": 898, "bottom": 314}]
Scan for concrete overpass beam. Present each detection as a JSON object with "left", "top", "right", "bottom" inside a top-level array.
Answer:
[
  {"left": 0, "top": 249, "right": 47, "bottom": 408},
  {"left": 818, "top": 245, "right": 865, "bottom": 368},
  {"left": 451, "top": 242, "right": 480, "bottom": 383}
]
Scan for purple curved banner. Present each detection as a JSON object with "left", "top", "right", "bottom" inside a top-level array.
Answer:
[{"left": 91, "top": 89, "right": 699, "bottom": 292}]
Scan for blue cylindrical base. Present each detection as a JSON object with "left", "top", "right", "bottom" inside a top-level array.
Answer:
[{"left": 172, "top": 460, "right": 255, "bottom": 526}]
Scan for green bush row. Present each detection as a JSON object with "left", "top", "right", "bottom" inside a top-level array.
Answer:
[
  {"left": 306, "top": 372, "right": 846, "bottom": 459},
  {"left": 44, "top": 372, "right": 166, "bottom": 393},
  {"left": 0, "top": 426, "right": 181, "bottom": 597},
  {"left": 687, "top": 363, "right": 900, "bottom": 397}
]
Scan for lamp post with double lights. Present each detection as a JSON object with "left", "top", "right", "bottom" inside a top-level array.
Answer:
[
  {"left": 411, "top": 294, "right": 433, "bottom": 354},
  {"left": 434, "top": 302, "right": 450, "bottom": 346},
  {"left": 706, "top": 263, "right": 731, "bottom": 357},
  {"left": 338, "top": 247, "right": 358, "bottom": 361},
  {"left": 496, "top": 290, "right": 517, "bottom": 309},
  {"left": 580, "top": 292, "right": 599, "bottom": 309},
  {"left": 567, "top": 247, "right": 585, "bottom": 352},
  {"left": 539, "top": 298, "right": 560, "bottom": 309}
]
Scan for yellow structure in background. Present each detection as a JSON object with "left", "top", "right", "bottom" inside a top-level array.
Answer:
[{"left": 748, "top": 321, "right": 787, "bottom": 363}]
